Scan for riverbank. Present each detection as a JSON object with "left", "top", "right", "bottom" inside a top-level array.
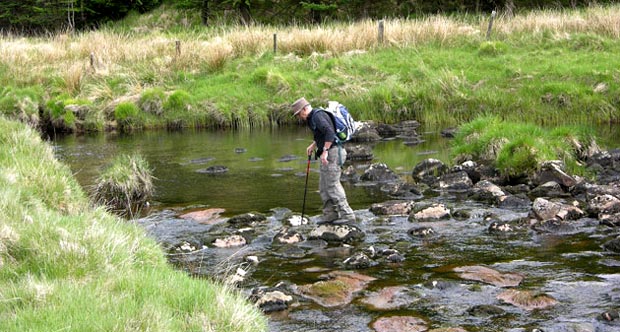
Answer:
[
  {"left": 0, "top": 116, "right": 267, "bottom": 332},
  {"left": 1, "top": 4, "right": 619, "bottom": 133}
]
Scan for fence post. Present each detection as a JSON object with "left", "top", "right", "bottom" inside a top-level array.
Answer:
[
  {"left": 175, "top": 40, "right": 181, "bottom": 56},
  {"left": 89, "top": 52, "right": 95, "bottom": 72},
  {"left": 378, "top": 20, "right": 384, "bottom": 45},
  {"left": 273, "top": 33, "right": 277, "bottom": 54},
  {"left": 486, "top": 10, "right": 497, "bottom": 40}
]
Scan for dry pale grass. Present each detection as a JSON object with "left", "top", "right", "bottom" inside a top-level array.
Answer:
[{"left": 0, "top": 5, "right": 618, "bottom": 94}]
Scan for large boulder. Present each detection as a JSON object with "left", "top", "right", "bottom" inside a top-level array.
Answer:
[
  {"left": 360, "top": 163, "right": 401, "bottom": 183},
  {"left": 345, "top": 144, "right": 374, "bottom": 161},
  {"left": 531, "top": 197, "right": 584, "bottom": 221},
  {"left": 439, "top": 171, "right": 473, "bottom": 191},
  {"left": 412, "top": 158, "right": 448, "bottom": 185},
  {"left": 351, "top": 121, "right": 382, "bottom": 142},
  {"left": 470, "top": 180, "right": 506, "bottom": 204},
  {"left": 532, "top": 160, "right": 577, "bottom": 188}
]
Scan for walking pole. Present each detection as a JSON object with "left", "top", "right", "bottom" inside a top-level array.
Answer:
[{"left": 301, "top": 154, "right": 311, "bottom": 223}]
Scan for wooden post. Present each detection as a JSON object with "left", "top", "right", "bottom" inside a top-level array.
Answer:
[
  {"left": 89, "top": 52, "right": 95, "bottom": 72},
  {"left": 486, "top": 11, "right": 497, "bottom": 40},
  {"left": 273, "top": 33, "right": 277, "bottom": 54},
  {"left": 175, "top": 40, "right": 181, "bottom": 56},
  {"left": 378, "top": 20, "right": 384, "bottom": 45}
]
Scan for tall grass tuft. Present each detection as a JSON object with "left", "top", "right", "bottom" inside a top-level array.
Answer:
[{"left": 92, "top": 154, "right": 154, "bottom": 218}]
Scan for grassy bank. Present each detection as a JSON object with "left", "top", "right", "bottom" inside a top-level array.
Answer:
[
  {"left": 0, "top": 4, "right": 619, "bottom": 131},
  {"left": 0, "top": 116, "right": 267, "bottom": 331}
]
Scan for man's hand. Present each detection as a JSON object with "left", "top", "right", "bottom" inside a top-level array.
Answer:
[
  {"left": 320, "top": 150, "right": 329, "bottom": 165},
  {"left": 306, "top": 142, "right": 316, "bottom": 157}
]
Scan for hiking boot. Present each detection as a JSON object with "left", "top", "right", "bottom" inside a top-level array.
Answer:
[
  {"left": 330, "top": 219, "right": 352, "bottom": 225},
  {"left": 342, "top": 214, "right": 356, "bottom": 223},
  {"left": 317, "top": 215, "right": 338, "bottom": 225},
  {"left": 316, "top": 214, "right": 338, "bottom": 225}
]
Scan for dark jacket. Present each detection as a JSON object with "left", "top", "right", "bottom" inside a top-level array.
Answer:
[{"left": 307, "top": 108, "right": 336, "bottom": 153}]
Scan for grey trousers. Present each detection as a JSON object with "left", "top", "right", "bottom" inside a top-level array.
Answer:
[{"left": 319, "top": 146, "right": 354, "bottom": 220}]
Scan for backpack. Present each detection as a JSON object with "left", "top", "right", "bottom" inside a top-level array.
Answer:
[{"left": 323, "top": 101, "right": 357, "bottom": 143}]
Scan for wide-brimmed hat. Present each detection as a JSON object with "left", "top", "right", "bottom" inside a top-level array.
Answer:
[{"left": 291, "top": 97, "right": 310, "bottom": 116}]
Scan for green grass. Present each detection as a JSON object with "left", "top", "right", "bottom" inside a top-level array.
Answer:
[
  {"left": 0, "top": 116, "right": 267, "bottom": 332},
  {"left": 2, "top": 5, "right": 620, "bottom": 131}
]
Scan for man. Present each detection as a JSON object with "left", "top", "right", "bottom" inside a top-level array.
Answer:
[{"left": 292, "top": 97, "right": 356, "bottom": 224}]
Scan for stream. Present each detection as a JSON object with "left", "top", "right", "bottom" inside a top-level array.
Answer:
[{"left": 52, "top": 125, "right": 620, "bottom": 332}]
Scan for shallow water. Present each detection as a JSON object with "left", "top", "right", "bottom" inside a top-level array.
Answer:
[{"left": 52, "top": 125, "right": 620, "bottom": 332}]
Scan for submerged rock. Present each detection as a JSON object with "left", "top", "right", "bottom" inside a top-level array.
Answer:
[
  {"left": 453, "top": 265, "right": 524, "bottom": 287},
  {"left": 602, "top": 237, "right": 620, "bottom": 253},
  {"left": 370, "top": 200, "right": 415, "bottom": 216},
  {"left": 295, "top": 271, "right": 376, "bottom": 307},
  {"left": 228, "top": 212, "right": 267, "bottom": 225},
  {"left": 179, "top": 208, "right": 226, "bottom": 224},
  {"left": 360, "top": 286, "right": 418, "bottom": 311},
  {"left": 497, "top": 289, "right": 558, "bottom": 310},
  {"left": 371, "top": 316, "right": 427, "bottom": 332},
  {"left": 196, "top": 165, "right": 228, "bottom": 174},
  {"left": 467, "top": 304, "right": 506, "bottom": 317}
]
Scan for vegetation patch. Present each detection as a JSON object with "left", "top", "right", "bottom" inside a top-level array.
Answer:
[
  {"left": 92, "top": 154, "right": 154, "bottom": 218},
  {"left": 452, "top": 116, "right": 598, "bottom": 179},
  {"left": 0, "top": 117, "right": 268, "bottom": 332}
]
